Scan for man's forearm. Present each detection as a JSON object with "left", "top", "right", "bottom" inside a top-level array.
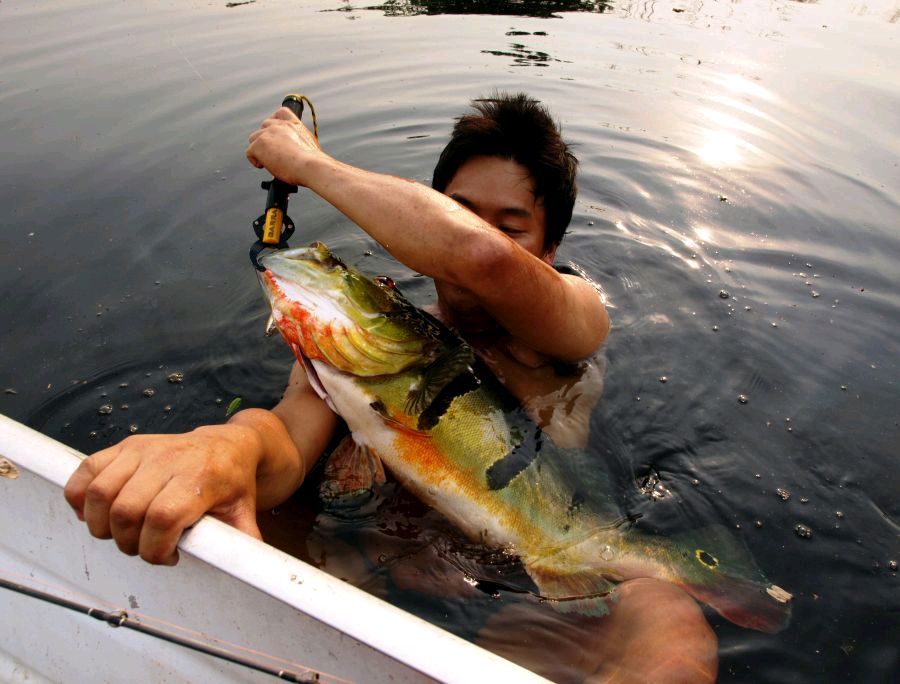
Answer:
[{"left": 302, "top": 156, "right": 500, "bottom": 283}]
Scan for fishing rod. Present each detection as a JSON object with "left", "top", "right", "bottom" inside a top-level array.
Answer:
[{"left": 0, "top": 575, "right": 321, "bottom": 683}]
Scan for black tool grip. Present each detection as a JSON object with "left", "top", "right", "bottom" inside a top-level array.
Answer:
[{"left": 282, "top": 94, "right": 305, "bottom": 119}]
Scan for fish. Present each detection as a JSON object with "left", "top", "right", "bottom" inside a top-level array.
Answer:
[{"left": 257, "top": 242, "right": 793, "bottom": 633}]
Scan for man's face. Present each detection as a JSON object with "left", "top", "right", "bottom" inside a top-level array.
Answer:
[{"left": 434, "top": 155, "right": 556, "bottom": 330}]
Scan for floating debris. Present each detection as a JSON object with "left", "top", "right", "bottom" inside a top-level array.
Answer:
[
  {"left": 800, "top": 497, "right": 809, "bottom": 504},
  {"left": 0, "top": 458, "right": 19, "bottom": 480},
  {"left": 776, "top": 488, "right": 791, "bottom": 501},
  {"left": 766, "top": 585, "right": 793, "bottom": 603},
  {"left": 119, "top": 382, "right": 129, "bottom": 389},
  {"left": 142, "top": 388, "right": 155, "bottom": 398},
  {"left": 225, "top": 397, "right": 243, "bottom": 418},
  {"left": 167, "top": 372, "right": 184, "bottom": 384},
  {"left": 3, "top": 388, "right": 16, "bottom": 395},
  {"left": 795, "top": 523, "right": 813, "bottom": 539},
  {"left": 98, "top": 404, "right": 113, "bottom": 415}
]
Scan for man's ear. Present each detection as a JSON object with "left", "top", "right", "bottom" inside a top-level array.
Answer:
[{"left": 541, "top": 244, "right": 558, "bottom": 265}]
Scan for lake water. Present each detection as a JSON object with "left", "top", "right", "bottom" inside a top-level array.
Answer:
[{"left": 0, "top": 0, "right": 897, "bottom": 681}]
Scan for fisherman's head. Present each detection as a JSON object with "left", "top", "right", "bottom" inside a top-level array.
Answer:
[{"left": 432, "top": 92, "right": 578, "bottom": 260}]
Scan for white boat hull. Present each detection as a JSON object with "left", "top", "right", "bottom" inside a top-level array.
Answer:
[{"left": 0, "top": 414, "right": 548, "bottom": 683}]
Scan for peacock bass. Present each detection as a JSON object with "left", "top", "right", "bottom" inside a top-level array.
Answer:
[{"left": 257, "top": 242, "right": 793, "bottom": 633}]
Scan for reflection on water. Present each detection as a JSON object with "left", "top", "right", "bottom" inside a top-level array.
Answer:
[{"left": 1, "top": 0, "right": 898, "bottom": 681}]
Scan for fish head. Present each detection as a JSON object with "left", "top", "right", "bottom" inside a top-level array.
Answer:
[{"left": 258, "top": 242, "right": 441, "bottom": 377}]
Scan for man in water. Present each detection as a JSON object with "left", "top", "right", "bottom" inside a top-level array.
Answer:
[{"left": 65, "top": 93, "right": 716, "bottom": 682}]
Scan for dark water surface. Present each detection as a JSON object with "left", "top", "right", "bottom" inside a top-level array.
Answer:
[{"left": 1, "top": 0, "right": 897, "bottom": 681}]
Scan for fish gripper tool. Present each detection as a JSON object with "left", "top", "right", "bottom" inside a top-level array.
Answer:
[{"left": 249, "top": 94, "right": 307, "bottom": 271}]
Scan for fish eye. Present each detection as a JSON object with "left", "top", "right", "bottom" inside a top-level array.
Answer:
[{"left": 695, "top": 549, "right": 719, "bottom": 569}]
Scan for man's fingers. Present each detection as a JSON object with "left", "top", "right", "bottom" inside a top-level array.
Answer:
[
  {"left": 136, "top": 476, "right": 231, "bottom": 566},
  {"left": 273, "top": 106, "right": 300, "bottom": 122},
  {"left": 218, "top": 500, "right": 262, "bottom": 541},
  {"left": 64, "top": 446, "right": 121, "bottom": 517},
  {"left": 81, "top": 451, "right": 141, "bottom": 540}
]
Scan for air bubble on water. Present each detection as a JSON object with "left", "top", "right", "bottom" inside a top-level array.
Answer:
[
  {"left": 776, "top": 488, "right": 791, "bottom": 501},
  {"left": 120, "top": 404, "right": 129, "bottom": 411},
  {"left": 719, "top": 290, "right": 730, "bottom": 299},
  {"left": 659, "top": 376, "right": 668, "bottom": 383},
  {"left": 737, "top": 394, "right": 749, "bottom": 404},
  {"left": 167, "top": 372, "right": 184, "bottom": 384},
  {"left": 800, "top": 497, "right": 809, "bottom": 504},
  {"left": 164, "top": 405, "right": 173, "bottom": 412},
  {"left": 129, "top": 425, "right": 138, "bottom": 433},
  {"left": 98, "top": 404, "right": 113, "bottom": 415},
  {"left": 795, "top": 524, "right": 813, "bottom": 539},
  {"left": 754, "top": 473, "right": 762, "bottom": 479},
  {"left": 755, "top": 520, "right": 764, "bottom": 529},
  {"left": 215, "top": 397, "right": 224, "bottom": 406},
  {"left": 142, "top": 388, "right": 155, "bottom": 398},
  {"left": 811, "top": 291, "right": 820, "bottom": 298},
  {"left": 692, "top": 479, "right": 700, "bottom": 486},
  {"left": 889, "top": 560, "right": 898, "bottom": 572},
  {"left": 840, "top": 385, "right": 847, "bottom": 391},
  {"left": 712, "top": 325, "right": 719, "bottom": 332},
  {"left": 119, "top": 382, "right": 129, "bottom": 389},
  {"left": 835, "top": 511, "right": 844, "bottom": 519}
]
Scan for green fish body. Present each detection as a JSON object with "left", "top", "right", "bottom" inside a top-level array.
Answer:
[{"left": 259, "top": 243, "right": 792, "bottom": 633}]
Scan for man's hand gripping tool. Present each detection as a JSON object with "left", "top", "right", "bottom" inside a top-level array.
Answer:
[{"left": 250, "top": 94, "right": 306, "bottom": 271}]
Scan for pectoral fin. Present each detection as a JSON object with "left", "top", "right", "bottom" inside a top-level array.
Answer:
[
  {"left": 319, "top": 435, "right": 387, "bottom": 505},
  {"left": 406, "top": 343, "right": 477, "bottom": 418}
]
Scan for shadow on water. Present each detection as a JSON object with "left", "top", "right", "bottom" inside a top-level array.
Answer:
[{"left": 331, "top": 0, "right": 613, "bottom": 18}]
